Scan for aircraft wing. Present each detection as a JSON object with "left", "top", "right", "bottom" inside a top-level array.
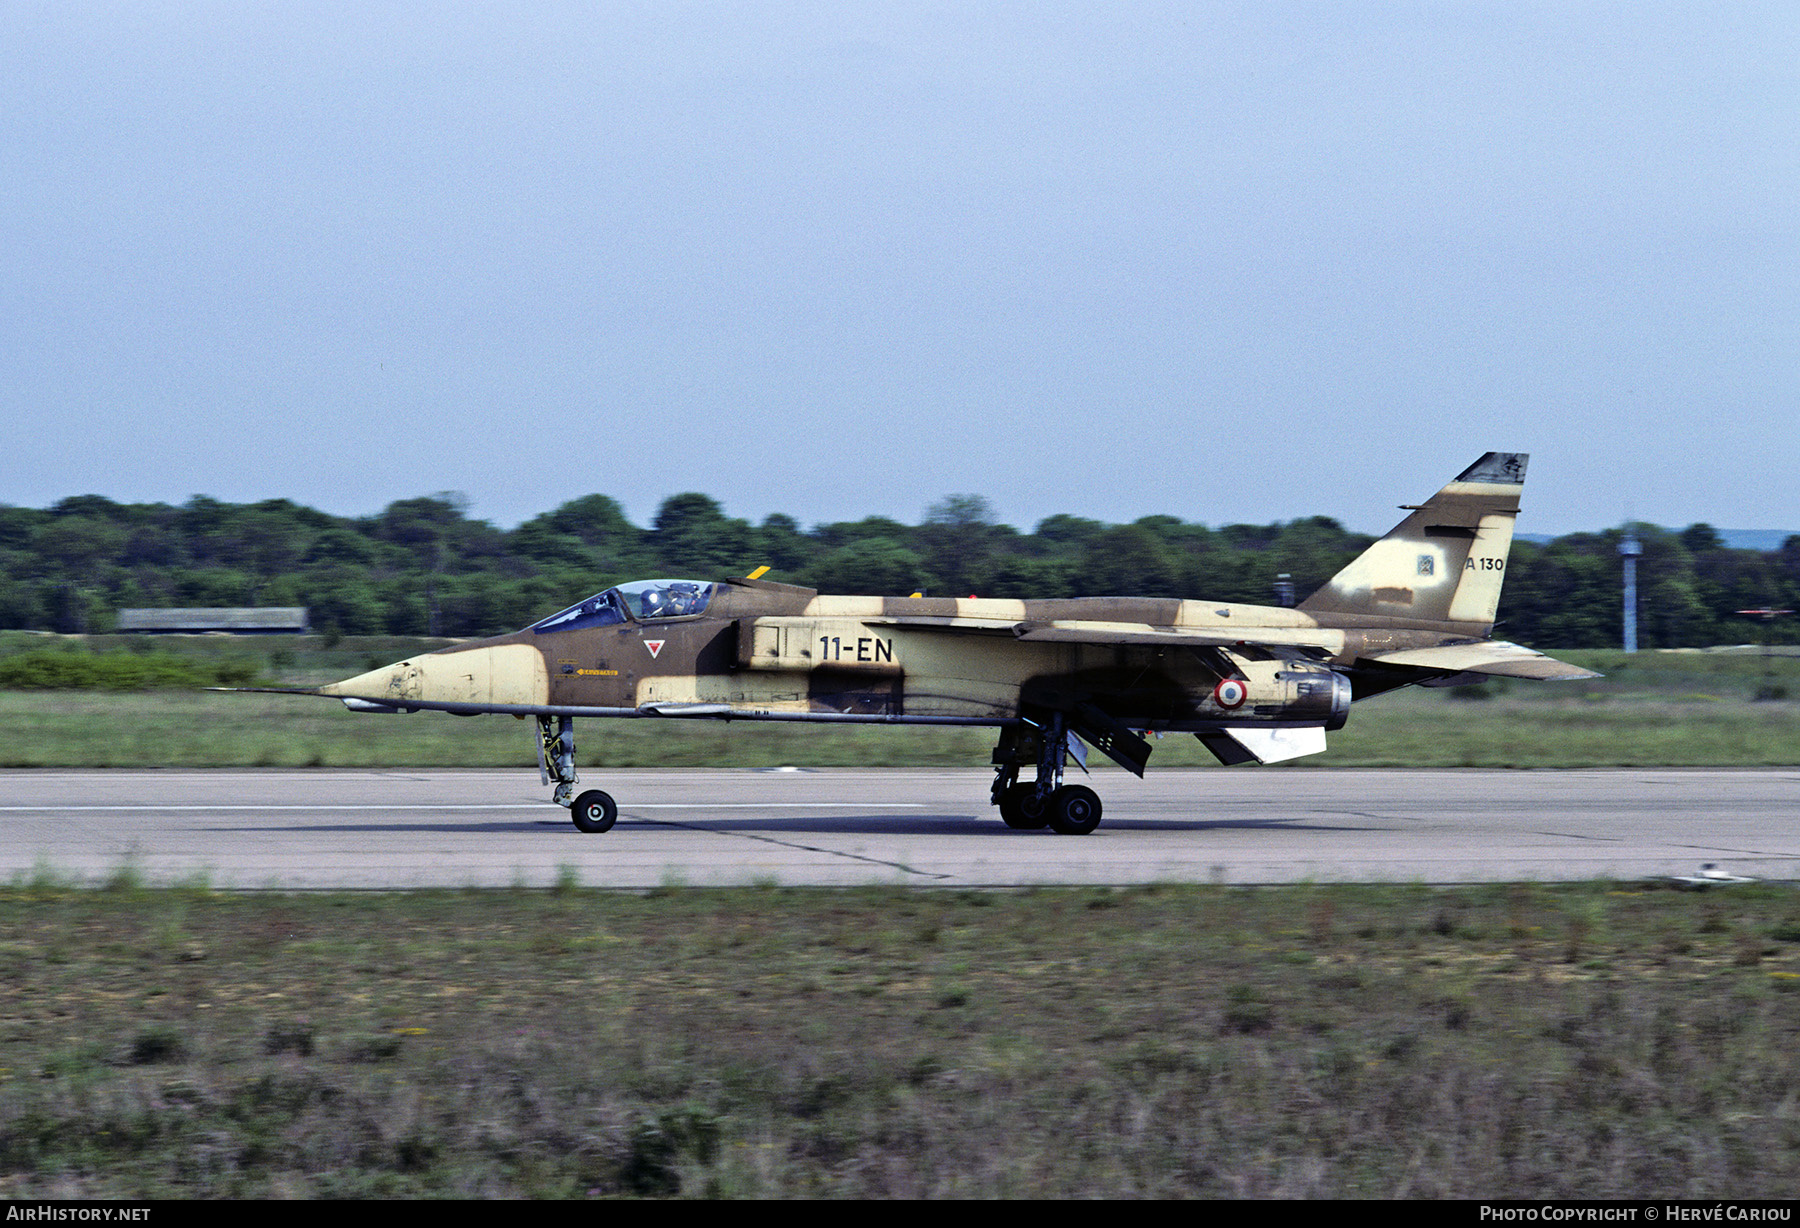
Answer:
[
  {"left": 1360, "top": 640, "right": 1599, "bottom": 682},
  {"left": 1010, "top": 622, "right": 1339, "bottom": 652},
  {"left": 868, "top": 616, "right": 1592, "bottom": 681},
  {"left": 864, "top": 616, "right": 1340, "bottom": 653}
]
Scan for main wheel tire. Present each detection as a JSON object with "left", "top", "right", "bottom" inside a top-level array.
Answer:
[
  {"left": 570, "top": 789, "right": 618, "bottom": 834},
  {"left": 1047, "top": 785, "right": 1103, "bottom": 835},
  {"left": 999, "top": 783, "right": 1050, "bottom": 830}
]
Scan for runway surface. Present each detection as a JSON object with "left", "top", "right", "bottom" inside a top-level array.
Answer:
[{"left": 1, "top": 767, "right": 1797, "bottom": 889}]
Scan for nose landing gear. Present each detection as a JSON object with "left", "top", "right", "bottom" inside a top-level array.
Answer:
[{"left": 539, "top": 715, "right": 618, "bottom": 834}]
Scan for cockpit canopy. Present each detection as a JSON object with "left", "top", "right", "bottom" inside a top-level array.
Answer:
[{"left": 531, "top": 579, "right": 716, "bottom": 635}]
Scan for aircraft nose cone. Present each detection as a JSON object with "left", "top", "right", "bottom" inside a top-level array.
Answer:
[
  {"left": 319, "top": 644, "right": 549, "bottom": 708},
  {"left": 318, "top": 659, "right": 421, "bottom": 703}
]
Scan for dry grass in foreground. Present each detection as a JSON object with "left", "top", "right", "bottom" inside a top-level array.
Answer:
[{"left": 2, "top": 880, "right": 1799, "bottom": 1197}]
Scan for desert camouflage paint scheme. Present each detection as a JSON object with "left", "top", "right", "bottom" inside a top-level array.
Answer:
[{"left": 296, "top": 454, "right": 1595, "bottom": 834}]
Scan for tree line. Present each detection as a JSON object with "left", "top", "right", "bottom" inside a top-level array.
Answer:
[{"left": 2, "top": 492, "right": 1796, "bottom": 649}]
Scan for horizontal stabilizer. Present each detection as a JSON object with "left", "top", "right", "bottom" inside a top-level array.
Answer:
[
  {"left": 1196, "top": 725, "right": 1329, "bottom": 766},
  {"left": 1366, "top": 640, "right": 1599, "bottom": 681}
]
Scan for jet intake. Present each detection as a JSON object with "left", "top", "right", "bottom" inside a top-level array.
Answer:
[{"left": 735, "top": 617, "right": 903, "bottom": 675}]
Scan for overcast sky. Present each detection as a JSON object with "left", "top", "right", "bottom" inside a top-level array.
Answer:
[{"left": 3, "top": 2, "right": 1795, "bottom": 537}]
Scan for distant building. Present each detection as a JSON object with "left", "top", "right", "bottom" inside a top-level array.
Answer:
[{"left": 115, "top": 608, "right": 311, "bottom": 635}]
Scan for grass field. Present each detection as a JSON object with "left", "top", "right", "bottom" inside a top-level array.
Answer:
[
  {"left": 3, "top": 880, "right": 1799, "bottom": 1198},
  {"left": 1, "top": 641, "right": 1798, "bottom": 768}
]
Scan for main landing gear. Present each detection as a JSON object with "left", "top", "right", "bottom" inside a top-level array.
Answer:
[
  {"left": 539, "top": 715, "right": 617, "bottom": 834},
  {"left": 990, "top": 713, "right": 1104, "bottom": 836}
]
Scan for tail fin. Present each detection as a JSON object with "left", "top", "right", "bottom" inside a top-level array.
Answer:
[{"left": 1298, "top": 452, "right": 1527, "bottom": 630}]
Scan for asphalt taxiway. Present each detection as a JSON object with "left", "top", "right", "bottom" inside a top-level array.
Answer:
[{"left": 0, "top": 768, "right": 1796, "bottom": 889}]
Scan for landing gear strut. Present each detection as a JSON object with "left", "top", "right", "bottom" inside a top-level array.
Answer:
[
  {"left": 990, "top": 714, "right": 1104, "bottom": 835},
  {"left": 538, "top": 715, "right": 617, "bottom": 834}
]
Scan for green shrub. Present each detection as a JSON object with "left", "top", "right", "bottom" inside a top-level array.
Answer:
[{"left": 0, "top": 648, "right": 257, "bottom": 691}]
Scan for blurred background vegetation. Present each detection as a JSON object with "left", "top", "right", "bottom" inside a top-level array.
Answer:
[{"left": 3, "top": 490, "right": 1796, "bottom": 649}]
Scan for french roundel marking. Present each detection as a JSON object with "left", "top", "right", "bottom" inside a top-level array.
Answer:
[{"left": 1214, "top": 678, "right": 1248, "bottom": 708}]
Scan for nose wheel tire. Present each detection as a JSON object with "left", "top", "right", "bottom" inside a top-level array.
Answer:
[
  {"left": 570, "top": 789, "right": 618, "bottom": 834},
  {"left": 1047, "top": 785, "right": 1102, "bottom": 835}
]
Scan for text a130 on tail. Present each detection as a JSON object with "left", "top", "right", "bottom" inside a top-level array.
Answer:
[{"left": 250, "top": 453, "right": 1595, "bottom": 835}]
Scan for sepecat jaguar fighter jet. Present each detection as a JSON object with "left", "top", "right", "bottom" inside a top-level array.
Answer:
[{"left": 274, "top": 453, "right": 1594, "bottom": 835}]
